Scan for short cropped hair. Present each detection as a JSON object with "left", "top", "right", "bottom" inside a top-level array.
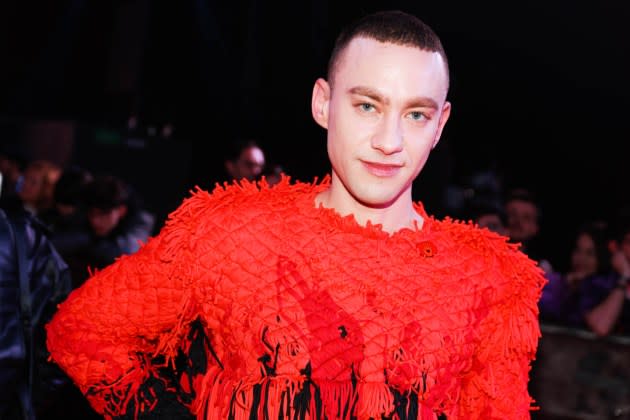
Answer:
[
  {"left": 224, "top": 139, "right": 261, "bottom": 163},
  {"left": 54, "top": 166, "right": 93, "bottom": 207},
  {"left": 464, "top": 199, "right": 507, "bottom": 225},
  {"left": 504, "top": 187, "right": 542, "bottom": 224},
  {"left": 327, "top": 10, "right": 449, "bottom": 89},
  {"left": 84, "top": 175, "right": 130, "bottom": 211}
]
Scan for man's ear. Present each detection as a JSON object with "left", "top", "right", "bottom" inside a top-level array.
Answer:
[
  {"left": 432, "top": 101, "right": 451, "bottom": 149},
  {"left": 311, "top": 78, "right": 331, "bottom": 129}
]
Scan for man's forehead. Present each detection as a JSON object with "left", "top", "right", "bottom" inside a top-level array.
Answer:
[
  {"left": 507, "top": 201, "right": 539, "bottom": 218},
  {"left": 339, "top": 37, "right": 444, "bottom": 66},
  {"left": 241, "top": 146, "right": 264, "bottom": 162},
  {"left": 332, "top": 37, "right": 449, "bottom": 94}
]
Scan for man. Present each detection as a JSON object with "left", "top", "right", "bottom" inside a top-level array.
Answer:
[
  {"left": 504, "top": 188, "right": 553, "bottom": 273},
  {"left": 40, "top": 166, "right": 93, "bottom": 251},
  {"left": 464, "top": 200, "right": 508, "bottom": 236},
  {"left": 224, "top": 139, "right": 266, "bottom": 182},
  {"left": 73, "top": 175, "right": 155, "bottom": 286},
  {"left": 46, "top": 10, "right": 545, "bottom": 419},
  {"left": 504, "top": 189, "right": 539, "bottom": 248}
]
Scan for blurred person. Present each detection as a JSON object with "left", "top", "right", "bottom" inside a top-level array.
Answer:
[
  {"left": 223, "top": 139, "right": 266, "bottom": 182},
  {"left": 0, "top": 205, "right": 73, "bottom": 420},
  {"left": 69, "top": 175, "right": 155, "bottom": 286},
  {"left": 46, "top": 10, "right": 546, "bottom": 419},
  {"left": 38, "top": 166, "right": 95, "bottom": 290},
  {"left": 581, "top": 210, "right": 630, "bottom": 336},
  {"left": 261, "top": 162, "right": 286, "bottom": 187},
  {"left": 504, "top": 187, "right": 553, "bottom": 273},
  {"left": 40, "top": 166, "right": 93, "bottom": 236},
  {"left": 16, "top": 160, "right": 61, "bottom": 217},
  {"left": 539, "top": 221, "right": 614, "bottom": 328},
  {"left": 442, "top": 163, "right": 504, "bottom": 223},
  {"left": 462, "top": 198, "right": 507, "bottom": 236},
  {"left": 504, "top": 188, "right": 539, "bottom": 246}
]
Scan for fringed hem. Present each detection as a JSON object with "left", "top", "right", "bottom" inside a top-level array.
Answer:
[
  {"left": 356, "top": 382, "right": 393, "bottom": 419},
  {"left": 89, "top": 354, "right": 157, "bottom": 419}
]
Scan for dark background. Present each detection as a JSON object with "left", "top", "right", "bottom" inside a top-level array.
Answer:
[{"left": 1, "top": 0, "right": 629, "bottom": 267}]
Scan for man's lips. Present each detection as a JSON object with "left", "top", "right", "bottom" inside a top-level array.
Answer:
[{"left": 361, "top": 160, "right": 404, "bottom": 177}]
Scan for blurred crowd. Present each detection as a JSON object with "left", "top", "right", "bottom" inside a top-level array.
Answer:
[
  {"left": 0, "top": 138, "right": 286, "bottom": 290},
  {"left": 1, "top": 133, "right": 629, "bottom": 419},
  {"left": 2, "top": 139, "right": 629, "bottom": 338},
  {"left": 0, "top": 157, "right": 155, "bottom": 290},
  {"left": 452, "top": 174, "right": 630, "bottom": 338}
]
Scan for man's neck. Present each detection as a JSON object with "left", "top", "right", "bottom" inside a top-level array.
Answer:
[{"left": 314, "top": 184, "right": 423, "bottom": 234}]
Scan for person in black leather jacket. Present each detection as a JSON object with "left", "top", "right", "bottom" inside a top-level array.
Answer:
[{"left": 0, "top": 206, "right": 73, "bottom": 419}]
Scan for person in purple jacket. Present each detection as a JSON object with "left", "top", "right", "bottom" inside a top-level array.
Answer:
[
  {"left": 540, "top": 218, "right": 630, "bottom": 336},
  {"left": 539, "top": 221, "right": 612, "bottom": 327},
  {"left": 582, "top": 211, "right": 630, "bottom": 336}
]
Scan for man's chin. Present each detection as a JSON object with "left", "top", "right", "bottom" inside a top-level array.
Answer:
[{"left": 354, "top": 192, "right": 401, "bottom": 210}]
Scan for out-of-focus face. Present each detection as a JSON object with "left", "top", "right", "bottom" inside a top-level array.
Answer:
[
  {"left": 18, "top": 167, "right": 44, "bottom": 205},
  {"left": 88, "top": 206, "right": 126, "bottom": 237},
  {"left": 477, "top": 213, "right": 507, "bottom": 236},
  {"left": 312, "top": 37, "right": 450, "bottom": 212},
  {"left": 570, "top": 232, "right": 598, "bottom": 278},
  {"left": 226, "top": 146, "right": 266, "bottom": 181},
  {"left": 505, "top": 199, "right": 539, "bottom": 243}
]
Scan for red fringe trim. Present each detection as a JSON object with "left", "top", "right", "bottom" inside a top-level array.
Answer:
[
  {"left": 356, "top": 382, "right": 394, "bottom": 419},
  {"left": 316, "top": 381, "right": 355, "bottom": 420}
]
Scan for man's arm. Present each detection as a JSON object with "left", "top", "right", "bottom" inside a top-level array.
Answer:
[
  {"left": 584, "top": 250, "right": 630, "bottom": 336},
  {"left": 457, "top": 246, "right": 546, "bottom": 419},
  {"left": 45, "top": 194, "right": 203, "bottom": 418},
  {"left": 584, "top": 283, "right": 627, "bottom": 336}
]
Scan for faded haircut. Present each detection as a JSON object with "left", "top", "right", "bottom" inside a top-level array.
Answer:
[{"left": 327, "top": 10, "right": 449, "bottom": 89}]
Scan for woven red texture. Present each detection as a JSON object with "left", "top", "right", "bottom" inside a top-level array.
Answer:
[{"left": 46, "top": 176, "right": 546, "bottom": 419}]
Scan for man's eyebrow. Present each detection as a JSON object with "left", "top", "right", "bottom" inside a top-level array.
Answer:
[
  {"left": 348, "top": 86, "right": 389, "bottom": 106},
  {"left": 404, "top": 97, "right": 438, "bottom": 110},
  {"left": 348, "top": 86, "right": 439, "bottom": 109}
]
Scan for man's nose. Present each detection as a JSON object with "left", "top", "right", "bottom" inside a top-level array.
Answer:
[{"left": 371, "top": 115, "right": 403, "bottom": 155}]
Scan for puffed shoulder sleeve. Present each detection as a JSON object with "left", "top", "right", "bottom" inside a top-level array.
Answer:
[
  {"left": 45, "top": 189, "right": 219, "bottom": 418},
  {"left": 457, "top": 237, "right": 547, "bottom": 419}
]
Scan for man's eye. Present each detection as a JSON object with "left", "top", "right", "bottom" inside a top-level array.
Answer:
[
  {"left": 408, "top": 111, "right": 426, "bottom": 121},
  {"left": 360, "top": 103, "right": 375, "bottom": 112}
]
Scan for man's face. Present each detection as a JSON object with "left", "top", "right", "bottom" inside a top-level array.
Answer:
[
  {"left": 88, "top": 206, "right": 126, "bottom": 237},
  {"left": 18, "top": 168, "right": 44, "bottom": 204},
  {"left": 571, "top": 233, "right": 598, "bottom": 278},
  {"left": 226, "top": 146, "right": 265, "bottom": 181},
  {"left": 312, "top": 37, "right": 451, "bottom": 209},
  {"left": 477, "top": 213, "right": 507, "bottom": 236},
  {"left": 505, "top": 199, "right": 539, "bottom": 243}
]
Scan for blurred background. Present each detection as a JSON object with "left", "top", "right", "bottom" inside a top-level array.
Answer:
[
  {"left": 1, "top": 0, "right": 629, "bottom": 261},
  {"left": 2, "top": 2, "right": 630, "bottom": 418}
]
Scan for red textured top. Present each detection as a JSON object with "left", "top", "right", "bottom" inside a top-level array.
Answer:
[{"left": 46, "top": 177, "right": 546, "bottom": 420}]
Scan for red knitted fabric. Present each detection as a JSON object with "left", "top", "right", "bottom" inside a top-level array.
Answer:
[{"left": 46, "top": 176, "right": 546, "bottom": 419}]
